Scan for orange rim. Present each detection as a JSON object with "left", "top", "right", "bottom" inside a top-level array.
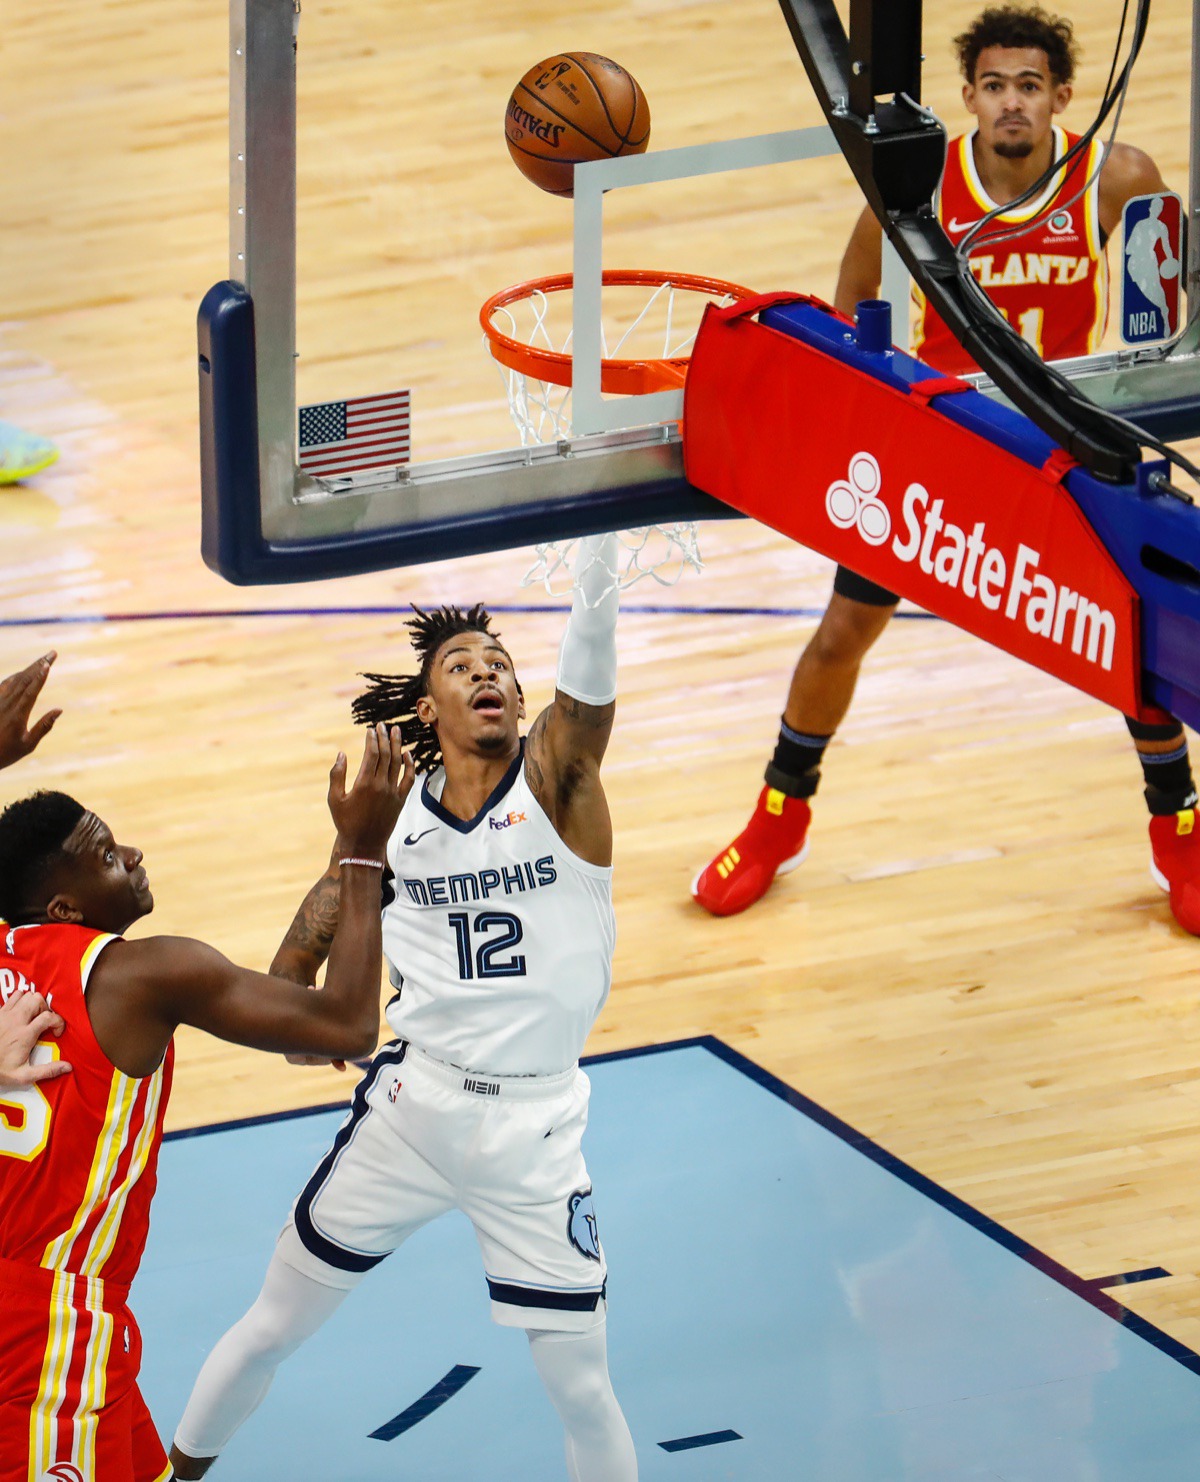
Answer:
[{"left": 480, "top": 269, "right": 755, "bottom": 394}]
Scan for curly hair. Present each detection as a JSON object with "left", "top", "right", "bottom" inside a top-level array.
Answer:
[
  {"left": 352, "top": 603, "right": 519, "bottom": 774},
  {"left": 955, "top": 5, "right": 1078, "bottom": 86},
  {"left": 0, "top": 790, "right": 86, "bottom": 924}
]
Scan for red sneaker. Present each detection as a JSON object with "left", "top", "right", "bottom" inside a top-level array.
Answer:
[
  {"left": 1149, "top": 808, "right": 1200, "bottom": 935},
  {"left": 691, "top": 787, "right": 812, "bottom": 917}
]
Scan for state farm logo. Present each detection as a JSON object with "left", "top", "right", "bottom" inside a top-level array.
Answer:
[
  {"left": 824, "top": 452, "right": 1116, "bottom": 670},
  {"left": 825, "top": 452, "right": 890, "bottom": 545},
  {"left": 489, "top": 810, "right": 527, "bottom": 831}
]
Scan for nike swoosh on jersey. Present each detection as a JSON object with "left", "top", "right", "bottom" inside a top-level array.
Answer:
[
  {"left": 403, "top": 827, "right": 437, "bottom": 846},
  {"left": 946, "top": 216, "right": 980, "bottom": 233}
]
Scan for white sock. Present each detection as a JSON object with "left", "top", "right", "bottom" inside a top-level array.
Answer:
[
  {"left": 527, "top": 1323, "right": 637, "bottom": 1482},
  {"left": 173, "top": 1250, "right": 349, "bottom": 1459}
]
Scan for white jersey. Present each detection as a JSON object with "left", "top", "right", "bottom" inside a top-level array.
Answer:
[{"left": 382, "top": 743, "right": 615, "bottom": 1076}]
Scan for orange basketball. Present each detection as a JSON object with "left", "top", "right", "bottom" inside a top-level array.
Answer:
[{"left": 504, "top": 53, "right": 651, "bottom": 198}]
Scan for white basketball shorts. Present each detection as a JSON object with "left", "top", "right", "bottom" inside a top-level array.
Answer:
[{"left": 275, "top": 1040, "right": 608, "bottom": 1332}]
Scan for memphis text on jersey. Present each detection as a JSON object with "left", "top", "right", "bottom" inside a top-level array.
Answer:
[{"left": 398, "top": 855, "right": 558, "bottom": 906}]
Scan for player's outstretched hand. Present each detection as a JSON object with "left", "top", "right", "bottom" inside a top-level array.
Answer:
[
  {"left": 0, "top": 652, "right": 62, "bottom": 771},
  {"left": 0, "top": 991, "right": 71, "bottom": 1090},
  {"left": 327, "top": 723, "right": 413, "bottom": 861}
]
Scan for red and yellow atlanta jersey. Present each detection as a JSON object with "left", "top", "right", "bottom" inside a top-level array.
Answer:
[
  {"left": 0, "top": 924, "right": 172, "bottom": 1289},
  {"left": 914, "top": 126, "right": 1107, "bottom": 374}
]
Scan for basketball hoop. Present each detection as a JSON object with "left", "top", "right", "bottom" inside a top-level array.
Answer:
[{"left": 480, "top": 269, "right": 753, "bottom": 598}]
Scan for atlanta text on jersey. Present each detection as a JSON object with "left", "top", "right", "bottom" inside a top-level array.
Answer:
[{"left": 967, "top": 252, "right": 1091, "bottom": 288}]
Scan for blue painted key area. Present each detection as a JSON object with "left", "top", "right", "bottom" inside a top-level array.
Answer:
[{"left": 135, "top": 1038, "right": 1200, "bottom": 1480}]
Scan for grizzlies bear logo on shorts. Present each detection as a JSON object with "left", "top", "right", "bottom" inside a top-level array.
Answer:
[{"left": 567, "top": 1187, "right": 601, "bottom": 1262}]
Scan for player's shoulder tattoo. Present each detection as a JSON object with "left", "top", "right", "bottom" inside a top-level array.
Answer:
[
  {"left": 524, "top": 709, "right": 550, "bottom": 805},
  {"left": 553, "top": 692, "right": 616, "bottom": 729}
]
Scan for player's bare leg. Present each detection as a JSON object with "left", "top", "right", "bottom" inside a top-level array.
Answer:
[
  {"left": 693, "top": 589, "right": 897, "bottom": 915},
  {"left": 527, "top": 1323, "right": 637, "bottom": 1482},
  {"left": 779, "top": 589, "right": 898, "bottom": 737}
]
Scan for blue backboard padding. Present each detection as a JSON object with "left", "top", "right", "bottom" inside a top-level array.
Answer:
[
  {"left": 759, "top": 300, "right": 1064, "bottom": 470},
  {"left": 135, "top": 1040, "right": 1200, "bottom": 1480}
]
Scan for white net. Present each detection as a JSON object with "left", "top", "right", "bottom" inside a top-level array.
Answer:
[
  {"left": 485, "top": 274, "right": 745, "bottom": 596},
  {"left": 521, "top": 524, "right": 705, "bottom": 605}
]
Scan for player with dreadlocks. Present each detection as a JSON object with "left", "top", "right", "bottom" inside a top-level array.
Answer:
[{"left": 171, "top": 535, "right": 639, "bottom": 1482}]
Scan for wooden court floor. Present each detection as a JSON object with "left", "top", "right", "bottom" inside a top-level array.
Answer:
[{"left": 6, "top": 0, "right": 1200, "bottom": 1368}]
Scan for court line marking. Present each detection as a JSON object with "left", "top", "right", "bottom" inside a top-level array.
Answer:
[
  {"left": 697, "top": 1037, "right": 1200, "bottom": 1380},
  {"left": 162, "top": 1034, "right": 1200, "bottom": 1391},
  {"left": 659, "top": 1428, "right": 743, "bottom": 1453},
  {"left": 0, "top": 603, "right": 941, "bottom": 630},
  {"left": 369, "top": 1363, "right": 480, "bottom": 1441},
  {"left": 1091, "top": 1266, "right": 1173, "bottom": 1288}
]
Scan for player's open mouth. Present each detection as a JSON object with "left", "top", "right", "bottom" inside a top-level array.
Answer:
[{"left": 472, "top": 692, "right": 504, "bottom": 713}]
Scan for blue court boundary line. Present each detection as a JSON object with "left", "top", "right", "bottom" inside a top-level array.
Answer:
[
  {"left": 659, "top": 1428, "right": 743, "bottom": 1452},
  {"left": 1092, "top": 1266, "right": 1173, "bottom": 1288},
  {"left": 0, "top": 603, "right": 941, "bottom": 630},
  {"left": 163, "top": 1033, "right": 1200, "bottom": 1380},
  {"left": 368, "top": 1363, "right": 481, "bottom": 1441}
]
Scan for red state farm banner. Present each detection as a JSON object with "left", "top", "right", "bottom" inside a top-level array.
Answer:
[{"left": 683, "top": 297, "right": 1146, "bottom": 719}]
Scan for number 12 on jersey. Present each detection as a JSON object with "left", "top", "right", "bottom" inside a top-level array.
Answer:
[{"left": 448, "top": 912, "right": 527, "bottom": 979}]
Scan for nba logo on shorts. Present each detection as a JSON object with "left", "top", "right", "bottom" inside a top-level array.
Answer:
[{"left": 1120, "top": 191, "right": 1183, "bottom": 345}]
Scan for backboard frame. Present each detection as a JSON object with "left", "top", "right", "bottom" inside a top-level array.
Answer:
[{"left": 200, "top": 0, "right": 1200, "bottom": 586}]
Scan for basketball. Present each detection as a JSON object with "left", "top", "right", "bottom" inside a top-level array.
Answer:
[{"left": 504, "top": 53, "right": 651, "bottom": 198}]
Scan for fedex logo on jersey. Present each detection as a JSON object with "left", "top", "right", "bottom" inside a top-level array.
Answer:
[
  {"left": 1120, "top": 192, "right": 1184, "bottom": 345},
  {"left": 489, "top": 810, "right": 527, "bottom": 830},
  {"left": 827, "top": 453, "right": 1116, "bottom": 671}
]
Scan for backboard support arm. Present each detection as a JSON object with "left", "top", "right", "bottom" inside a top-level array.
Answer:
[{"left": 775, "top": 0, "right": 1146, "bottom": 483}]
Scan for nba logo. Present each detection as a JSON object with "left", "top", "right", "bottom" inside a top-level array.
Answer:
[{"left": 1120, "top": 191, "right": 1184, "bottom": 345}]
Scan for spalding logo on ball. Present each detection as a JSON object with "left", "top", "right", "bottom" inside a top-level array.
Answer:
[{"left": 505, "top": 52, "right": 650, "bottom": 197}]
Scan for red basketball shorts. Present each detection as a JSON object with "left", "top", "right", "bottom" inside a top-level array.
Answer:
[{"left": 0, "top": 1259, "right": 169, "bottom": 1482}]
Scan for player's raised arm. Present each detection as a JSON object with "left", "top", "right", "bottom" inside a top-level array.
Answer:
[
  {"left": 270, "top": 841, "right": 343, "bottom": 989},
  {"left": 524, "top": 532, "right": 618, "bottom": 867},
  {"left": 0, "top": 653, "right": 62, "bottom": 771},
  {"left": 85, "top": 725, "right": 413, "bottom": 1077}
]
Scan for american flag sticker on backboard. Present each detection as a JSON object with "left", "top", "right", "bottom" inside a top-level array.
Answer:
[{"left": 298, "top": 391, "right": 411, "bottom": 477}]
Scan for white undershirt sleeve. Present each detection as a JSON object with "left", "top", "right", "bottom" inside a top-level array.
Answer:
[{"left": 555, "top": 532, "right": 620, "bottom": 706}]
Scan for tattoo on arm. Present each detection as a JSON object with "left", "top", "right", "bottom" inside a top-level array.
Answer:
[
  {"left": 554, "top": 694, "right": 615, "bottom": 729},
  {"left": 272, "top": 875, "right": 340, "bottom": 983},
  {"left": 524, "top": 710, "right": 549, "bottom": 809}
]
